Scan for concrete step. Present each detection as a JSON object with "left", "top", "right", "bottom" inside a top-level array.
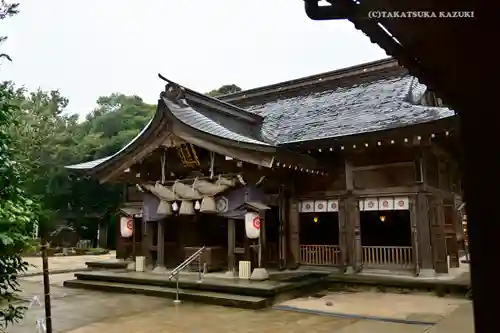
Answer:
[
  {"left": 86, "top": 259, "right": 131, "bottom": 270},
  {"left": 64, "top": 279, "right": 269, "bottom": 309}
]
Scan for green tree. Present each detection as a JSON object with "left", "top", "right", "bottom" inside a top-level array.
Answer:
[
  {"left": 7, "top": 90, "right": 155, "bottom": 243},
  {"left": 0, "top": 2, "right": 39, "bottom": 329},
  {"left": 206, "top": 84, "right": 242, "bottom": 97}
]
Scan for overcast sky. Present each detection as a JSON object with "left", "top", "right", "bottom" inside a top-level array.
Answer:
[{"left": 1, "top": 0, "right": 387, "bottom": 118}]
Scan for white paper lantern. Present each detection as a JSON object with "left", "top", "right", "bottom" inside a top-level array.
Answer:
[
  {"left": 120, "top": 216, "right": 133, "bottom": 238},
  {"left": 245, "top": 211, "right": 261, "bottom": 239}
]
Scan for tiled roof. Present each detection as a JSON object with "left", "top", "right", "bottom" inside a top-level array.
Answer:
[
  {"left": 65, "top": 156, "right": 112, "bottom": 170},
  {"left": 244, "top": 74, "right": 455, "bottom": 144},
  {"left": 163, "top": 97, "right": 271, "bottom": 146},
  {"left": 66, "top": 69, "right": 455, "bottom": 170}
]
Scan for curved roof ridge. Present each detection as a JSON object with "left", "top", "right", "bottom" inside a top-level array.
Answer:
[
  {"left": 220, "top": 57, "right": 399, "bottom": 103},
  {"left": 158, "top": 74, "right": 262, "bottom": 124}
]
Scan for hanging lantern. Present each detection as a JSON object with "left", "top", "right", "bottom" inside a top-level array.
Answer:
[
  {"left": 179, "top": 200, "right": 195, "bottom": 215},
  {"left": 194, "top": 200, "right": 201, "bottom": 210},
  {"left": 157, "top": 200, "right": 172, "bottom": 215},
  {"left": 245, "top": 211, "right": 261, "bottom": 239},
  {"left": 200, "top": 196, "right": 217, "bottom": 214},
  {"left": 120, "top": 216, "right": 133, "bottom": 238},
  {"left": 172, "top": 201, "right": 179, "bottom": 212}
]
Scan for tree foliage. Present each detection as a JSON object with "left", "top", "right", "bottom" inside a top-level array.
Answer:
[
  {"left": 7, "top": 91, "right": 155, "bottom": 239},
  {"left": 206, "top": 84, "right": 242, "bottom": 97},
  {"left": 0, "top": 3, "right": 38, "bottom": 329}
]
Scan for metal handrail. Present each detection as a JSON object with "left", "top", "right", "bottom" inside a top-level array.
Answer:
[{"left": 168, "top": 245, "right": 206, "bottom": 304}]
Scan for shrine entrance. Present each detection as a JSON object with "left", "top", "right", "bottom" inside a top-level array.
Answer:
[
  {"left": 359, "top": 197, "right": 413, "bottom": 270},
  {"left": 298, "top": 199, "right": 341, "bottom": 266}
]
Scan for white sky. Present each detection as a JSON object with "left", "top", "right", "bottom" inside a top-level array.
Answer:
[{"left": 1, "top": 0, "right": 387, "bottom": 118}]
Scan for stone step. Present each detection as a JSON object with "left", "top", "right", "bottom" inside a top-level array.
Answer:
[
  {"left": 63, "top": 279, "right": 269, "bottom": 309},
  {"left": 85, "top": 259, "right": 131, "bottom": 270}
]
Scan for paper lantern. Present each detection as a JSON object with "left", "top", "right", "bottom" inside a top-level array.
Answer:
[
  {"left": 120, "top": 216, "right": 133, "bottom": 238},
  {"left": 200, "top": 196, "right": 217, "bottom": 214},
  {"left": 157, "top": 200, "right": 172, "bottom": 215},
  {"left": 245, "top": 211, "right": 261, "bottom": 239},
  {"left": 179, "top": 200, "right": 195, "bottom": 215}
]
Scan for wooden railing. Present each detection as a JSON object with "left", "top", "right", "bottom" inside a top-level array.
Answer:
[
  {"left": 300, "top": 245, "right": 341, "bottom": 266},
  {"left": 362, "top": 246, "right": 413, "bottom": 269}
]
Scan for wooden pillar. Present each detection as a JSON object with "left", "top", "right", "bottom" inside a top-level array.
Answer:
[
  {"left": 345, "top": 196, "right": 361, "bottom": 272},
  {"left": 278, "top": 187, "right": 287, "bottom": 269},
  {"left": 143, "top": 221, "right": 154, "bottom": 269},
  {"left": 287, "top": 195, "right": 300, "bottom": 269},
  {"left": 243, "top": 233, "right": 251, "bottom": 261},
  {"left": 227, "top": 219, "right": 236, "bottom": 274},
  {"left": 260, "top": 211, "right": 267, "bottom": 268},
  {"left": 153, "top": 220, "right": 166, "bottom": 272},
  {"left": 409, "top": 195, "right": 420, "bottom": 275},
  {"left": 429, "top": 194, "right": 448, "bottom": 273},
  {"left": 415, "top": 192, "right": 433, "bottom": 271},
  {"left": 343, "top": 158, "right": 361, "bottom": 272},
  {"left": 338, "top": 197, "right": 348, "bottom": 272}
]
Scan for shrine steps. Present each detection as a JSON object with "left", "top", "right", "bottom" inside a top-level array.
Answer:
[
  {"left": 85, "top": 259, "right": 131, "bottom": 271},
  {"left": 63, "top": 270, "right": 328, "bottom": 310},
  {"left": 64, "top": 279, "right": 269, "bottom": 309}
]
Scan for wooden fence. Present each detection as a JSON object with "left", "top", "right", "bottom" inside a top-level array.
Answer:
[
  {"left": 300, "top": 245, "right": 341, "bottom": 266},
  {"left": 362, "top": 246, "right": 413, "bottom": 269}
]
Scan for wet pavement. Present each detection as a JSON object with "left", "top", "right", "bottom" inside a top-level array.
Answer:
[
  {"left": 6, "top": 273, "right": 471, "bottom": 333},
  {"left": 22, "top": 252, "right": 115, "bottom": 275},
  {"left": 277, "top": 289, "right": 469, "bottom": 324}
]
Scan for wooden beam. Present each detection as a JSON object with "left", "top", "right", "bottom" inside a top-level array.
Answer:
[
  {"left": 351, "top": 161, "right": 414, "bottom": 172},
  {"left": 353, "top": 186, "right": 418, "bottom": 196}
]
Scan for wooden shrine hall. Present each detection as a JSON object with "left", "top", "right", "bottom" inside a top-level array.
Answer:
[{"left": 67, "top": 58, "right": 462, "bottom": 278}]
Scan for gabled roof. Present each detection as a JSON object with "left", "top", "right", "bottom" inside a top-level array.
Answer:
[
  {"left": 242, "top": 74, "right": 454, "bottom": 144},
  {"left": 220, "top": 58, "right": 454, "bottom": 144},
  {"left": 66, "top": 59, "right": 455, "bottom": 174},
  {"left": 66, "top": 79, "right": 319, "bottom": 176}
]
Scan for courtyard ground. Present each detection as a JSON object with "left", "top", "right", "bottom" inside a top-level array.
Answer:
[
  {"left": 7, "top": 271, "right": 473, "bottom": 333},
  {"left": 21, "top": 252, "right": 115, "bottom": 276}
]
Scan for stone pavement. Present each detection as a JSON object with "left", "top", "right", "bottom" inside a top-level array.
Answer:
[
  {"left": 21, "top": 252, "right": 115, "bottom": 276},
  {"left": 276, "top": 290, "right": 469, "bottom": 324},
  {"left": 425, "top": 303, "right": 474, "bottom": 333},
  {"left": 6, "top": 273, "right": 474, "bottom": 333}
]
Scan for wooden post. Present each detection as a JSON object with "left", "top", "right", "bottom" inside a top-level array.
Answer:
[
  {"left": 227, "top": 219, "right": 236, "bottom": 274},
  {"left": 345, "top": 196, "right": 362, "bottom": 272},
  {"left": 278, "top": 186, "right": 287, "bottom": 269},
  {"left": 429, "top": 194, "right": 448, "bottom": 274},
  {"left": 409, "top": 195, "right": 420, "bottom": 276},
  {"left": 287, "top": 196, "right": 300, "bottom": 269},
  {"left": 153, "top": 220, "right": 166, "bottom": 272},
  {"left": 260, "top": 211, "right": 267, "bottom": 268},
  {"left": 143, "top": 221, "right": 153, "bottom": 270},
  {"left": 343, "top": 158, "right": 361, "bottom": 272},
  {"left": 40, "top": 241, "right": 53, "bottom": 333},
  {"left": 338, "top": 196, "right": 348, "bottom": 272},
  {"left": 416, "top": 192, "right": 433, "bottom": 271}
]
